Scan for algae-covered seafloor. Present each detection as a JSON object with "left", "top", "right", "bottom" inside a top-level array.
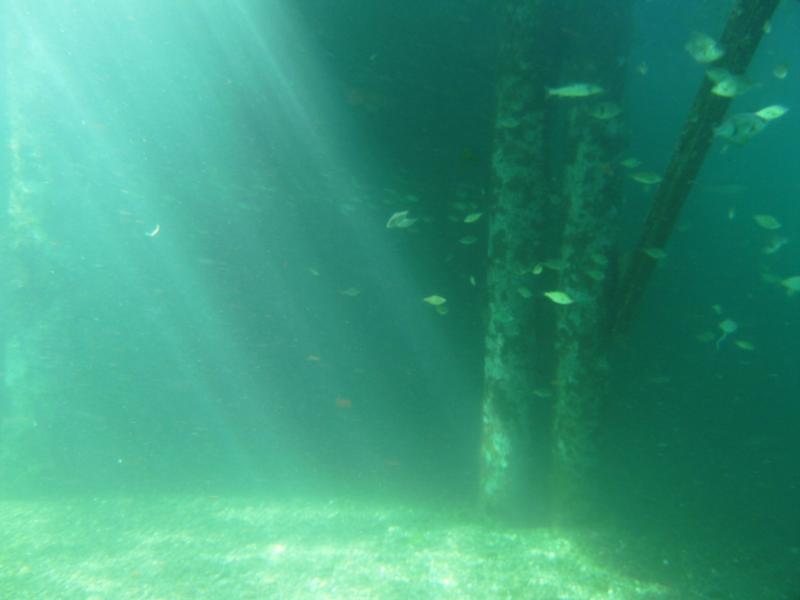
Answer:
[{"left": 0, "top": 495, "right": 680, "bottom": 599}]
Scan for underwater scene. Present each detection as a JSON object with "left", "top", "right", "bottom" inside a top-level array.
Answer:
[{"left": 1, "top": 0, "right": 798, "bottom": 598}]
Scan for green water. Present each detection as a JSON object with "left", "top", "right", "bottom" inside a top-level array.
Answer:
[{"left": 1, "top": 1, "right": 798, "bottom": 598}]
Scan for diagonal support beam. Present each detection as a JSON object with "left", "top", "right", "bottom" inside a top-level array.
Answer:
[{"left": 611, "top": 0, "right": 780, "bottom": 335}]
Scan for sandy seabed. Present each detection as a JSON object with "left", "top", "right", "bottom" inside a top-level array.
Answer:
[{"left": 0, "top": 495, "right": 709, "bottom": 599}]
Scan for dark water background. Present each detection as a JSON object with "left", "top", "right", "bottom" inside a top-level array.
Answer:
[{"left": 1, "top": 0, "right": 798, "bottom": 588}]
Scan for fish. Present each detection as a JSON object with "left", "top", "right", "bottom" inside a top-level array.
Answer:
[
  {"left": 587, "top": 270, "right": 605, "bottom": 281},
  {"left": 754, "top": 105, "right": 788, "bottom": 121},
  {"left": 463, "top": 212, "right": 483, "bottom": 223},
  {"left": 630, "top": 171, "right": 662, "bottom": 185},
  {"left": 781, "top": 276, "right": 800, "bottom": 295},
  {"left": 423, "top": 295, "right": 447, "bottom": 306},
  {"left": 763, "top": 236, "right": 789, "bottom": 255},
  {"left": 643, "top": 247, "right": 667, "bottom": 260},
  {"left": 619, "top": 157, "right": 642, "bottom": 169},
  {"left": 543, "top": 291, "right": 574, "bottom": 305},
  {"left": 753, "top": 214, "right": 781, "bottom": 230},
  {"left": 458, "top": 235, "right": 478, "bottom": 245},
  {"left": 685, "top": 32, "right": 725, "bottom": 64},
  {"left": 588, "top": 101, "right": 622, "bottom": 120},
  {"left": 386, "top": 210, "right": 417, "bottom": 229},
  {"left": 714, "top": 113, "right": 767, "bottom": 145},
  {"left": 335, "top": 396, "right": 352, "bottom": 409},
  {"left": 517, "top": 287, "right": 533, "bottom": 299},
  {"left": 761, "top": 272, "right": 782, "bottom": 285},
  {"left": 707, "top": 69, "right": 753, "bottom": 97},
  {"left": 705, "top": 68, "right": 728, "bottom": 83},
  {"left": 540, "top": 258, "right": 568, "bottom": 271},
  {"left": 716, "top": 319, "right": 738, "bottom": 349},
  {"left": 696, "top": 331, "right": 716, "bottom": 343},
  {"left": 590, "top": 253, "right": 608, "bottom": 266},
  {"left": 497, "top": 116, "right": 520, "bottom": 129},
  {"left": 546, "top": 83, "right": 604, "bottom": 98},
  {"left": 772, "top": 63, "right": 789, "bottom": 80}
]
